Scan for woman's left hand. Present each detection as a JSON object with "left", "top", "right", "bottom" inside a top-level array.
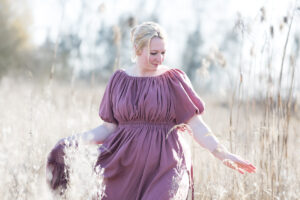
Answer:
[{"left": 221, "top": 153, "right": 256, "bottom": 174}]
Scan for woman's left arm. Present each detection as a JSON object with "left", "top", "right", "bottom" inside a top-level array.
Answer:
[{"left": 187, "top": 115, "right": 256, "bottom": 174}]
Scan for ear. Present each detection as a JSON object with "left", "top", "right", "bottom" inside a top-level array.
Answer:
[{"left": 135, "top": 45, "right": 142, "bottom": 56}]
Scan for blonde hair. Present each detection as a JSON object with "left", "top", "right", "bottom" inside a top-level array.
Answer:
[{"left": 130, "top": 21, "right": 167, "bottom": 62}]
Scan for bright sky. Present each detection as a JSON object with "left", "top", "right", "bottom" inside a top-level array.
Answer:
[
  {"left": 29, "top": 0, "right": 249, "bottom": 44},
  {"left": 29, "top": 0, "right": 297, "bottom": 45},
  {"left": 28, "top": 0, "right": 298, "bottom": 63},
  {"left": 27, "top": 0, "right": 299, "bottom": 93}
]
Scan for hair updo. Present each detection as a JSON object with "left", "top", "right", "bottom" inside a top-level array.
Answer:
[{"left": 130, "top": 21, "right": 167, "bottom": 62}]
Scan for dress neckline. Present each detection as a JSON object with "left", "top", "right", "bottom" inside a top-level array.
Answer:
[{"left": 119, "top": 68, "right": 173, "bottom": 79}]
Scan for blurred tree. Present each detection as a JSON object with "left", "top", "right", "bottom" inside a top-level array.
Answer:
[
  {"left": 116, "top": 15, "right": 137, "bottom": 68},
  {"left": 32, "top": 36, "right": 74, "bottom": 82},
  {"left": 181, "top": 24, "right": 204, "bottom": 81},
  {"left": 91, "top": 15, "right": 137, "bottom": 81},
  {"left": 94, "top": 22, "right": 118, "bottom": 73},
  {"left": 0, "top": 0, "right": 32, "bottom": 77},
  {"left": 57, "top": 33, "right": 82, "bottom": 77}
]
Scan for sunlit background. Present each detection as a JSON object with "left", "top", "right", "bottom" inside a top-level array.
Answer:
[
  {"left": 1, "top": 0, "right": 300, "bottom": 199},
  {"left": 2, "top": 0, "right": 299, "bottom": 94}
]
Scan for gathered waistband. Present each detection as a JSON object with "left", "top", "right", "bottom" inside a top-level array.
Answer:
[{"left": 118, "top": 121, "right": 176, "bottom": 128}]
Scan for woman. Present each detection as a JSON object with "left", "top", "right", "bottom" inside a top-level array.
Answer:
[{"left": 47, "top": 21, "right": 256, "bottom": 200}]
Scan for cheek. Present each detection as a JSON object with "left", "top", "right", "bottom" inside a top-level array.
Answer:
[
  {"left": 149, "top": 55, "right": 156, "bottom": 63},
  {"left": 140, "top": 53, "right": 149, "bottom": 64}
]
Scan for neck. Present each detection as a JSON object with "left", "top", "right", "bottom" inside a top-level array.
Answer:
[{"left": 134, "top": 62, "right": 158, "bottom": 76}]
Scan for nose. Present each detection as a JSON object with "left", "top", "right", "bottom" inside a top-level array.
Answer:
[{"left": 156, "top": 53, "right": 164, "bottom": 64}]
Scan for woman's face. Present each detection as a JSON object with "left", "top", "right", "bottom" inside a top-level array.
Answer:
[{"left": 137, "top": 37, "right": 166, "bottom": 71}]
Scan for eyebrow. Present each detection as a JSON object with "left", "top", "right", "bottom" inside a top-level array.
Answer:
[{"left": 150, "top": 50, "right": 166, "bottom": 52}]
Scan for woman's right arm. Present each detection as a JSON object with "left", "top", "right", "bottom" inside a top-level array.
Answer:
[{"left": 76, "top": 122, "right": 117, "bottom": 145}]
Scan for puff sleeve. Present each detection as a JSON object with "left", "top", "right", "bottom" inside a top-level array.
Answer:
[
  {"left": 99, "top": 71, "right": 119, "bottom": 124},
  {"left": 170, "top": 69, "right": 205, "bottom": 124}
]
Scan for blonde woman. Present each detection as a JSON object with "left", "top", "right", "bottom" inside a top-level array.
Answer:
[{"left": 47, "top": 21, "right": 256, "bottom": 200}]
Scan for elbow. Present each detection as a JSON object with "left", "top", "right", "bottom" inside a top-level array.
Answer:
[
  {"left": 89, "top": 122, "right": 117, "bottom": 145},
  {"left": 103, "top": 122, "right": 117, "bottom": 133}
]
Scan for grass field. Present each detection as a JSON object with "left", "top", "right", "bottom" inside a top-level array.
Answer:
[{"left": 0, "top": 74, "right": 299, "bottom": 200}]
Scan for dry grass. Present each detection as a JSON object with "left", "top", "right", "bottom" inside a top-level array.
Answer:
[
  {"left": 0, "top": 77, "right": 105, "bottom": 200},
  {"left": 1, "top": 0, "right": 299, "bottom": 199},
  {"left": 0, "top": 73, "right": 299, "bottom": 200},
  {"left": 191, "top": 95, "right": 300, "bottom": 200}
]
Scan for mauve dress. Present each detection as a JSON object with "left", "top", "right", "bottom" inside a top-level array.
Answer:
[{"left": 95, "top": 68, "right": 205, "bottom": 200}]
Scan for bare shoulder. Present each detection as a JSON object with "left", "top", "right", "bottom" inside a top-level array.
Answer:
[{"left": 120, "top": 66, "right": 133, "bottom": 75}]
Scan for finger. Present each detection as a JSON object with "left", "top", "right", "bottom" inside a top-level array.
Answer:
[
  {"left": 240, "top": 164, "right": 256, "bottom": 173},
  {"left": 244, "top": 167, "right": 255, "bottom": 173},
  {"left": 243, "top": 163, "right": 256, "bottom": 171},
  {"left": 223, "top": 159, "right": 253, "bottom": 174},
  {"left": 236, "top": 161, "right": 256, "bottom": 172},
  {"left": 237, "top": 168, "right": 245, "bottom": 174},
  {"left": 235, "top": 159, "right": 250, "bottom": 166},
  {"left": 249, "top": 164, "right": 256, "bottom": 170},
  {"left": 225, "top": 161, "right": 245, "bottom": 174},
  {"left": 224, "top": 159, "right": 250, "bottom": 174},
  {"left": 223, "top": 160, "right": 238, "bottom": 171}
]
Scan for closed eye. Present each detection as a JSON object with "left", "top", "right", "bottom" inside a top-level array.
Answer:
[{"left": 150, "top": 51, "right": 166, "bottom": 55}]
